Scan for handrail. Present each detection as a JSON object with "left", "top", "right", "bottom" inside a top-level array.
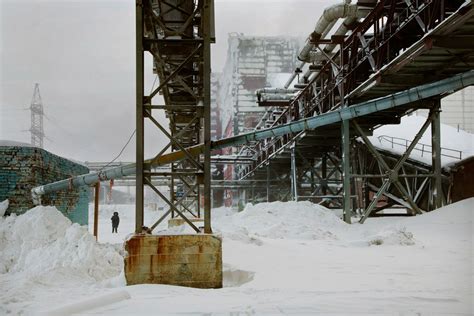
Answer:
[{"left": 377, "top": 135, "right": 463, "bottom": 160}]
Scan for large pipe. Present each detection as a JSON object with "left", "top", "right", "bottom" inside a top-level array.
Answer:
[
  {"left": 31, "top": 70, "right": 474, "bottom": 203},
  {"left": 31, "top": 144, "right": 205, "bottom": 204},
  {"left": 298, "top": 2, "right": 364, "bottom": 62},
  {"left": 256, "top": 88, "right": 299, "bottom": 103},
  {"left": 285, "top": 1, "right": 373, "bottom": 89},
  {"left": 256, "top": 88, "right": 299, "bottom": 95},
  {"left": 213, "top": 71, "right": 474, "bottom": 148}
]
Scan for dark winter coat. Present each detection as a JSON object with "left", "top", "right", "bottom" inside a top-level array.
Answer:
[{"left": 111, "top": 214, "right": 120, "bottom": 227}]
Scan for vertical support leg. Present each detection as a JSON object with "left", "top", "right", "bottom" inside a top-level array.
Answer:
[
  {"left": 342, "top": 119, "right": 351, "bottom": 223},
  {"left": 203, "top": 0, "right": 212, "bottom": 233},
  {"left": 431, "top": 100, "right": 443, "bottom": 209},
  {"left": 135, "top": 0, "right": 144, "bottom": 233},
  {"left": 251, "top": 183, "right": 255, "bottom": 204},
  {"left": 170, "top": 173, "right": 175, "bottom": 218},
  {"left": 322, "top": 154, "right": 327, "bottom": 195},
  {"left": 339, "top": 41, "right": 351, "bottom": 223},
  {"left": 197, "top": 185, "right": 201, "bottom": 218},
  {"left": 310, "top": 158, "right": 315, "bottom": 194},
  {"left": 266, "top": 163, "right": 270, "bottom": 202},
  {"left": 94, "top": 183, "right": 100, "bottom": 241},
  {"left": 290, "top": 144, "right": 298, "bottom": 201}
]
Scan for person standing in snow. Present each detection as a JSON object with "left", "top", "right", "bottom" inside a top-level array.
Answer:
[{"left": 111, "top": 212, "right": 120, "bottom": 233}]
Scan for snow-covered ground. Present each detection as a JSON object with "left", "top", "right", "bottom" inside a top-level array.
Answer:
[{"left": 0, "top": 199, "right": 472, "bottom": 315}]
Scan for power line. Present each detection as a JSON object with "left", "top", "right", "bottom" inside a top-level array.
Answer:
[
  {"left": 99, "top": 129, "right": 136, "bottom": 171},
  {"left": 150, "top": 74, "right": 159, "bottom": 94}
]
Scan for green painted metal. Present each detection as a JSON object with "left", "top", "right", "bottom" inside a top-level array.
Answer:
[
  {"left": 31, "top": 70, "right": 474, "bottom": 202},
  {"left": 213, "top": 70, "right": 474, "bottom": 149}
]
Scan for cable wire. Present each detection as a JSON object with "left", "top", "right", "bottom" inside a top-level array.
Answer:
[{"left": 99, "top": 129, "right": 136, "bottom": 171}]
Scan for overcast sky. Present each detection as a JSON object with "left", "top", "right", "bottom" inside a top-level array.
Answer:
[{"left": 0, "top": 0, "right": 336, "bottom": 162}]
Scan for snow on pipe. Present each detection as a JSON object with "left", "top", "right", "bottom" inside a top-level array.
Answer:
[
  {"left": 287, "top": 16, "right": 359, "bottom": 88},
  {"left": 299, "top": 2, "right": 359, "bottom": 62},
  {"left": 257, "top": 94, "right": 296, "bottom": 102},
  {"left": 256, "top": 88, "right": 298, "bottom": 103},
  {"left": 286, "top": 1, "right": 374, "bottom": 88},
  {"left": 31, "top": 71, "right": 474, "bottom": 202},
  {"left": 309, "top": 0, "right": 377, "bottom": 63},
  {"left": 256, "top": 88, "right": 299, "bottom": 95}
]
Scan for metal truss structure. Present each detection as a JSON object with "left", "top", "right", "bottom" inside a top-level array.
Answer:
[
  {"left": 233, "top": 0, "right": 474, "bottom": 222},
  {"left": 29, "top": 83, "right": 45, "bottom": 149},
  {"left": 31, "top": 1, "right": 474, "bottom": 228},
  {"left": 136, "top": 0, "right": 213, "bottom": 233}
]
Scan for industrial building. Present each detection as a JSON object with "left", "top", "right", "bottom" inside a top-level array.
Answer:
[{"left": 212, "top": 34, "right": 301, "bottom": 206}]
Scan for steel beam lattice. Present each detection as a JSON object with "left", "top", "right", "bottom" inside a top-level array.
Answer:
[{"left": 136, "top": 0, "right": 213, "bottom": 233}]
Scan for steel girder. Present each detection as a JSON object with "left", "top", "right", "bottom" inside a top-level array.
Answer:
[{"left": 354, "top": 100, "right": 447, "bottom": 223}]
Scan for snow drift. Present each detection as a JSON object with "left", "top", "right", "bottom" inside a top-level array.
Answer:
[
  {"left": 0, "top": 206, "right": 123, "bottom": 280},
  {"left": 224, "top": 201, "right": 347, "bottom": 240}
]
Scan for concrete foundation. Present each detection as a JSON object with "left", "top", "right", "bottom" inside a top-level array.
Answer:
[
  {"left": 168, "top": 217, "right": 204, "bottom": 228},
  {"left": 124, "top": 234, "right": 222, "bottom": 288}
]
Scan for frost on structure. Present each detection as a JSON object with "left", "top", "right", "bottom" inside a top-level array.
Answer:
[
  {"left": 214, "top": 34, "right": 301, "bottom": 140},
  {"left": 211, "top": 34, "right": 301, "bottom": 205}
]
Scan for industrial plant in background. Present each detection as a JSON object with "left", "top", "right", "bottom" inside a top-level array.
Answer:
[{"left": 211, "top": 34, "right": 301, "bottom": 207}]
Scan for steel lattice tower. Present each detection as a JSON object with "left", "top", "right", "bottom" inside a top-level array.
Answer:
[{"left": 29, "top": 83, "right": 44, "bottom": 148}]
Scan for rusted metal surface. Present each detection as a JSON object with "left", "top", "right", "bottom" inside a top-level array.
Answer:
[
  {"left": 93, "top": 183, "right": 99, "bottom": 240},
  {"left": 124, "top": 234, "right": 222, "bottom": 288}
]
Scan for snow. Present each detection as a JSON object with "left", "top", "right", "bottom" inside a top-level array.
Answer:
[
  {"left": 42, "top": 290, "right": 131, "bottom": 316},
  {"left": 1, "top": 199, "right": 473, "bottom": 315},
  {"left": 0, "top": 140, "right": 34, "bottom": 147},
  {"left": 0, "top": 206, "right": 124, "bottom": 315},
  {"left": 369, "top": 115, "right": 474, "bottom": 167}
]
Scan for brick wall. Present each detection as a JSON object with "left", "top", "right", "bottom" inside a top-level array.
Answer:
[{"left": 0, "top": 146, "right": 90, "bottom": 225}]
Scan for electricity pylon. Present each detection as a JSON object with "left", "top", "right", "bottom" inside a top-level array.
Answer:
[{"left": 29, "top": 83, "right": 44, "bottom": 148}]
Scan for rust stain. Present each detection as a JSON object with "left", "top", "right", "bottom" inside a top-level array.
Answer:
[{"left": 124, "top": 234, "right": 223, "bottom": 288}]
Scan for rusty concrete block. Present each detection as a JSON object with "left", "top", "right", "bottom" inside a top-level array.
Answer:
[{"left": 124, "top": 234, "right": 222, "bottom": 289}]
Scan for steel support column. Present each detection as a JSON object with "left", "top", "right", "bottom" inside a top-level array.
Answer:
[
  {"left": 203, "top": 0, "right": 212, "bottom": 233},
  {"left": 431, "top": 99, "right": 443, "bottom": 209},
  {"left": 341, "top": 119, "right": 351, "bottom": 223},
  {"left": 136, "top": 0, "right": 212, "bottom": 234},
  {"left": 290, "top": 144, "right": 298, "bottom": 201},
  {"left": 266, "top": 163, "right": 270, "bottom": 202},
  {"left": 340, "top": 40, "right": 351, "bottom": 224},
  {"left": 322, "top": 155, "right": 328, "bottom": 196},
  {"left": 93, "top": 183, "right": 100, "bottom": 240},
  {"left": 135, "top": 0, "right": 144, "bottom": 233}
]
